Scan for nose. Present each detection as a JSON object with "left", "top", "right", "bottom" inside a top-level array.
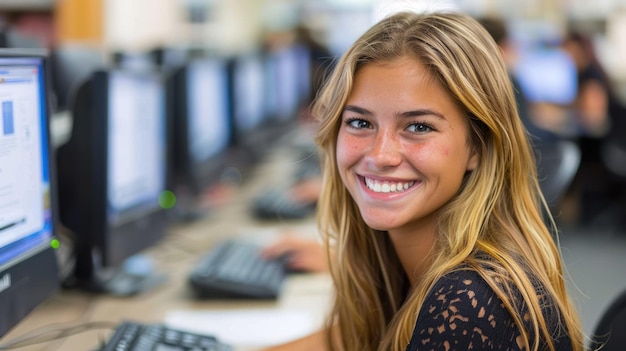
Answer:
[{"left": 364, "top": 129, "right": 402, "bottom": 169}]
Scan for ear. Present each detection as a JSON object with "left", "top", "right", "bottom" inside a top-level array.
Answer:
[{"left": 466, "top": 148, "right": 479, "bottom": 171}]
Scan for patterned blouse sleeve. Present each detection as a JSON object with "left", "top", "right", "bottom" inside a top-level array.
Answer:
[{"left": 405, "top": 269, "right": 524, "bottom": 351}]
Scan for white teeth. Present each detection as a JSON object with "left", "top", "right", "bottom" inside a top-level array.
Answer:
[{"left": 365, "top": 178, "right": 415, "bottom": 193}]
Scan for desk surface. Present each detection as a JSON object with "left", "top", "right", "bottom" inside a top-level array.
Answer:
[{"left": 1, "top": 141, "right": 332, "bottom": 351}]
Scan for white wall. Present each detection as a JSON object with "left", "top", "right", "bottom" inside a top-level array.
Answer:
[
  {"left": 104, "top": 0, "right": 186, "bottom": 52},
  {"left": 103, "top": 0, "right": 267, "bottom": 54}
]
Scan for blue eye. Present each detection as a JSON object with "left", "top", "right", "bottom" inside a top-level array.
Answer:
[
  {"left": 407, "top": 123, "right": 433, "bottom": 133},
  {"left": 346, "top": 118, "right": 371, "bottom": 129}
]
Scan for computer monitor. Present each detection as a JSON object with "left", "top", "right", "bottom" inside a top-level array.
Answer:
[
  {"left": 56, "top": 67, "right": 170, "bottom": 296},
  {"left": 167, "top": 55, "right": 232, "bottom": 220},
  {"left": 112, "top": 50, "right": 158, "bottom": 72},
  {"left": 225, "top": 52, "right": 272, "bottom": 168},
  {"left": 229, "top": 53, "right": 267, "bottom": 146},
  {"left": 0, "top": 49, "right": 60, "bottom": 337},
  {"left": 514, "top": 48, "right": 578, "bottom": 105},
  {"left": 149, "top": 46, "right": 192, "bottom": 73},
  {"left": 263, "top": 43, "right": 311, "bottom": 124},
  {"left": 224, "top": 45, "right": 312, "bottom": 166}
]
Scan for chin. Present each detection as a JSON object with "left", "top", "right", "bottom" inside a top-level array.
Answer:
[{"left": 361, "top": 217, "right": 395, "bottom": 232}]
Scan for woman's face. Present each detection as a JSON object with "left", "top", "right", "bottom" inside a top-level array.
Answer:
[{"left": 337, "top": 56, "right": 478, "bottom": 235}]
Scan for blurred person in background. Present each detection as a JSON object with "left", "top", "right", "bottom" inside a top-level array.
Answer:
[
  {"left": 561, "top": 29, "right": 626, "bottom": 227},
  {"left": 562, "top": 30, "right": 619, "bottom": 138}
]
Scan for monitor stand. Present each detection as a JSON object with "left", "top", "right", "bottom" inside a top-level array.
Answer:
[
  {"left": 169, "top": 176, "right": 241, "bottom": 223},
  {"left": 95, "top": 268, "right": 168, "bottom": 297},
  {"left": 65, "top": 255, "right": 168, "bottom": 297},
  {"left": 168, "top": 186, "right": 211, "bottom": 223},
  {"left": 170, "top": 199, "right": 209, "bottom": 223}
]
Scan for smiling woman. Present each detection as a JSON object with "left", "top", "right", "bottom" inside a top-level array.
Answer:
[
  {"left": 337, "top": 57, "right": 478, "bottom": 244},
  {"left": 262, "top": 11, "right": 584, "bottom": 351}
]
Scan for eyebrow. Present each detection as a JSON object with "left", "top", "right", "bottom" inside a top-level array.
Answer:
[{"left": 343, "top": 105, "right": 446, "bottom": 120}]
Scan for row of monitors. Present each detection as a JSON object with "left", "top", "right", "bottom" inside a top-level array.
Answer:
[
  {"left": 171, "top": 45, "right": 313, "bottom": 191},
  {"left": 0, "top": 44, "right": 315, "bottom": 338},
  {"left": 60, "top": 44, "right": 316, "bottom": 281}
]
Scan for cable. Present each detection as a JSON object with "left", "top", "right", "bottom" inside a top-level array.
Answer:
[{"left": 0, "top": 321, "right": 118, "bottom": 350}]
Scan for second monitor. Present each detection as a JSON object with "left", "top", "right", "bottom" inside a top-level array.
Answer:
[{"left": 56, "top": 67, "right": 170, "bottom": 296}]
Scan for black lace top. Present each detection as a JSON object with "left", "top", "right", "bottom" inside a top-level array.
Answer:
[{"left": 405, "top": 269, "right": 573, "bottom": 351}]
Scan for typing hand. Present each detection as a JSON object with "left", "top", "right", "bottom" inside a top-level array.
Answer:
[{"left": 261, "top": 235, "right": 328, "bottom": 273}]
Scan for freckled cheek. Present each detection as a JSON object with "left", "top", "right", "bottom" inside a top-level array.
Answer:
[
  {"left": 336, "top": 133, "right": 365, "bottom": 167},
  {"left": 404, "top": 141, "right": 462, "bottom": 167},
  {"left": 404, "top": 142, "right": 441, "bottom": 163}
]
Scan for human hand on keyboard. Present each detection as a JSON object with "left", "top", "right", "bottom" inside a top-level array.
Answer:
[{"left": 261, "top": 235, "right": 328, "bottom": 273}]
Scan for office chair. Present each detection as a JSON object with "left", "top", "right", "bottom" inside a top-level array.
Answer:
[
  {"left": 534, "top": 139, "right": 581, "bottom": 211},
  {"left": 589, "top": 287, "right": 626, "bottom": 351}
]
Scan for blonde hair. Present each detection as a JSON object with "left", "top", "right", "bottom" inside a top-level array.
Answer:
[{"left": 312, "top": 11, "right": 583, "bottom": 351}]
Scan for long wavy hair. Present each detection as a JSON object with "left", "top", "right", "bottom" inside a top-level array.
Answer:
[{"left": 312, "top": 11, "right": 584, "bottom": 351}]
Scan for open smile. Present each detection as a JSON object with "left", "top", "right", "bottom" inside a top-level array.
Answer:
[{"left": 362, "top": 176, "right": 418, "bottom": 193}]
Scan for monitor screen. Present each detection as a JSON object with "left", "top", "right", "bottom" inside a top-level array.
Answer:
[
  {"left": 168, "top": 56, "right": 232, "bottom": 194},
  {"left": 264, "top": 44, "right": 310, "bottom": 122},
  {"left": 107, "top": 71, "right": 167, "bottom": 225},
  {"left": 186, "top": 58, "right": 231, "bottom": 163},
  {"left": 166, "top": 56, "right": 233, "bottom": 221},
  {"left": 0, "top": 50, "right": 59, "bottom": 337},
  {"left": 230, "top": 53, "right": 266, "bottom": 137},
  {"left": 56, "top": 68, "right": 169, "bottom": 295},
  {"left": 514, "top": 48, "right": 578, "bottom": 105}
]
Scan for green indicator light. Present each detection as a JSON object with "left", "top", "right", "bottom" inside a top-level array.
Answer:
[
  {"left": 159, "top": 190, "right": 176, "bottom": 209},
  {"left": 50, "top": 239, "right": 60, "bottom": 249}
]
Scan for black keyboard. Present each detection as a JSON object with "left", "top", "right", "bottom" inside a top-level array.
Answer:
[
  {"left": 100, "top": 321, "right": 232, "bottom": 351},
  {"left": 188, "top": 239, "right": 287, "bottom": 299},
  {"left": 252, "top": 188, "right": 317, "bottom": 220}
]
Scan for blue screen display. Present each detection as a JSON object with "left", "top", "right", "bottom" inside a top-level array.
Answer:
[
  {"left": 106, "top": 71, "right": 167, "bottom": 223},
  {"left": 186, "top": 59, "right": 231, "bottom": 163},
  {"left": 514, "top": 48, "right": 578, "bottom": 105},
  {"left": 0, "top": 56, "right": 54, "bottom": 267}
]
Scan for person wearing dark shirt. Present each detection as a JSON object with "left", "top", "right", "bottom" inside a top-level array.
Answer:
[
  {"left": 562, "top": 30, "right": 626, "bottom": 227},
  {"left": 262, "top": 11, "right": 584, "bottom": 351},
  {"left": 562, "top": 30, "right": 619, "bottom": 139}
]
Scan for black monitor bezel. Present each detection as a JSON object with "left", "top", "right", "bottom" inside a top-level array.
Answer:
[
  {"left": 0, "top": 48, "right": 60, "bottom": 338},
  {"left": 96, "top": 69, "right": 170, "bottom": 266}
]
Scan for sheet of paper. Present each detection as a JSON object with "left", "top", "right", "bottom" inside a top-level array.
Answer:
[{"left": 165, "top": 309, "right": 316, "bottom": 348}]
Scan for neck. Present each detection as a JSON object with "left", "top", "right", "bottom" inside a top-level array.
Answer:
[{"left": 388, "top": 223, "right": 437, "bottom": 287}]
